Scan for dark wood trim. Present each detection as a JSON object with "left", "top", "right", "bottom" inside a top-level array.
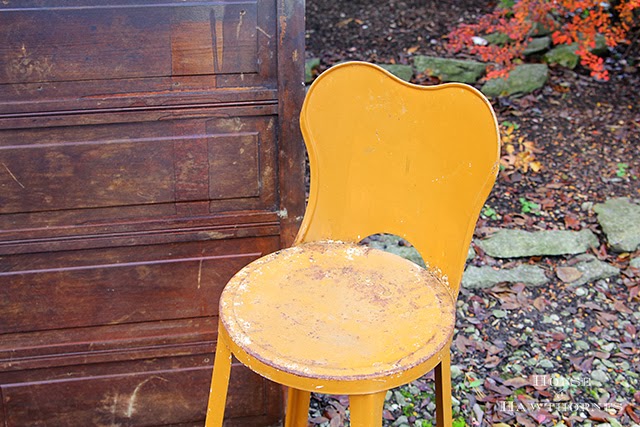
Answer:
[{"left": 277, "top": 0, "right": 306, "bottom": 248}]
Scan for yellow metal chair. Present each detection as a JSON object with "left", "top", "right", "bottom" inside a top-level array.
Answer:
[{"left": 205, "top": 62, "right": 500, "bottom": 426}]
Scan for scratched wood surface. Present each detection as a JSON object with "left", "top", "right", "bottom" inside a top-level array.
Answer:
[{"left": 0, "top": 0, "right": 305, "bottom": 425}]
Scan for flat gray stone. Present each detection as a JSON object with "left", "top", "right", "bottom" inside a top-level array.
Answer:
[
  {"left": 593, "top": 198, "right": 640, "bottom": 252},
  {"left": 377, "top": 64, "right": 413, "bottom": 82},
  {"left": 631, "top": 258, "right": 640, "bottom": 269},
  {"left": 462, "top": 264, "right": 549, "bottom": 289},
  {"left": 568, "top": 255, "right": 620, "bottom": 286},
  {"left": 413, "top": 56, "right": 486, "bottom": 83},
  {"left": 481, "top": 64, "right": 549, "bottom": 97},
  {"left": 524, "top": 36, "right": 551, "bottom": 55},
  {"left": 477, "top": 229, "right": 599, "bottom": 258}
]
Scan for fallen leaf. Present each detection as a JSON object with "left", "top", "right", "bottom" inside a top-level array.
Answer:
[
  {"left": 564, "top": 213, "right": 581, "bottom": 230},
  {"left": 533, "top": 296, "right": 547, "bottom": 311},
  {"left": 614, "top": 299, "right": 633, "bottom": 314},
  {"left": 556, "top": 266, "right": 583, "bottom": 283},
  {"left": 406, "top": 45, "right": 419, "bottom": 54},
  {"left": 516, "top": 414, "right": 536, "bottom": 427},
  {"left": 336, "top": 18, "right": 353, "bottom": 28},
  {"left": 503, "top": 376, "right": 532, "bottom": 388}
]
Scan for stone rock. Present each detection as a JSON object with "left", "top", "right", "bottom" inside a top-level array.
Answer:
[
  {"left": 544, "top": 44, "right": 580, "bottom": 69},
  {"left": 591, "top": 34, "right": 608, "bottom": 56},
  {"left": 305, "top": 58, "right": 320, "bottom": 83},
  {"left": 481, "top": 64, "right": 549, "bottom": 97},
  {"left": 365, "top": 234, "right": 426, "bottom": 268},
  {"left": 630, "top": 258, "right": 640, "bottom": 269},
  {"left": 462, "top": 264, "right": 549, "bottom": 289},
  {"left": 590, "top": 369, "right": 609, "bottom": 383},
  {"left": 477, "top": 229, "right": 598, "bottom": 258},
  {"left": 524, "top": 36, "right": 551, "bottom": 55},
  {"left": 413, "top": 56, "right": 486, "bottom": 83},
  {"left": 593, "top": 198, "right": 640, "bottom": 252},
  {"left": 451, "top": 365, "right": 463, "bottom": 379},
  {"left": 544, "top": 35, "right": 608, "bottom": 69},
  {"left": 532, "top": 19, "right": 559, "bottom": 37},
  {"left": 365, "top": 234, "right": 474, "bottom": 267},
  {"left": 484, "top": 32, "right": 511, "bottom": 45},
  {"left": 568, "top": 254, "right": 620, "bottom": 286},
  {"left": 377, "top": 63, "right": 413, "bottom": 82}
]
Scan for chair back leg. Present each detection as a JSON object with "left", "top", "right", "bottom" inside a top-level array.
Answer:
[
  {"left": 435, "top": 346, "right": 453, "bottom": 426},
  {"left": 284, "top": 388, "right": 311, "bottom": 427}
]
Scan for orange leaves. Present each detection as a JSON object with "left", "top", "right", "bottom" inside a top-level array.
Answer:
[
  {"left": 500, "top": 122, "right": 542, "bottom": 174},
  {"left": 446, "top": 0, "right": 640, "bottom": 81}
]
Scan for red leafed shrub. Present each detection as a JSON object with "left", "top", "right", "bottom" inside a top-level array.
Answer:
[{"left": 447, "top": 0, "right": 640, "bottom": 81}]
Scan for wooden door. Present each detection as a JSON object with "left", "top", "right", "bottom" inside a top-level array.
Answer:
[{"left": 0, "top": 1, "right": 305, "bottom": 425}]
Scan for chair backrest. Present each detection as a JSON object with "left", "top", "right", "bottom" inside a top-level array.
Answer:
[{"left": 295, "top": 62, "right": 499, "bottom": 296}]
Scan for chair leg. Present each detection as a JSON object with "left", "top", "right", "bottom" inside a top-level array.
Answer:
[
  {"left": 349, "top": 391, "right": 387, "bottom": 427},
  {"left": 204, "top": 332, "right": 233, "bottom": 427},
  {"left": 284, "top": 387, "right": 311, "bottom": 427},
  {"left": 435, "top": 347, "right": 452, "bottom": 426}
]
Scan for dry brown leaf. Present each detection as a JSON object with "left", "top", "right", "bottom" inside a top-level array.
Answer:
[{"left": 556, "top": 266, "right": 583, "bottom": 283}]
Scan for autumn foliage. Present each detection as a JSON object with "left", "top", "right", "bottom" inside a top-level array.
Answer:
[{"left": 447, "top": 0, "right": 640, "bottom": 80}]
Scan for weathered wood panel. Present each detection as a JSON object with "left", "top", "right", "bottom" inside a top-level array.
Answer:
[
  {"left": 0, "top": 0, "right": 305, "bottom": 424},
  {"left": 0, "top": 0, "right": 278, "bottom": 115},
  {"left": 0, "top": 113, "right": 278, "bottom": 231}
]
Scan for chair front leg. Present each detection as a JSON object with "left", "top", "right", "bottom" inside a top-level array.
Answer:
[
  {"left": 349, "top": 390, "right": 387, "bottom": 427},
  {"left": 205, "top": 326, "right": 233, "bottom": 427},
  {"left": 284, "top": 387, "right": 311, "bottom": 427},
  {"left": 435, "top": 346, "right": 452, "bottom": 426}
]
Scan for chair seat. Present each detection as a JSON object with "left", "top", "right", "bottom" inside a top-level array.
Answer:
[{"left": 219, "top": 240, "right": 456, "bottom": 381}]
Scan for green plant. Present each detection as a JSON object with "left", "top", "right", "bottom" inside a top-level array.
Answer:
[
  {"left": 452, "top": 417, "right": 467, "bottom": 427},
  {"left": 417, "top": 420, "right": 433, "bottom": 427},
  {"left": 520, "top": 197, "right": 541, "bottom": 215},
  {"left": 616, "top": 162, "right": 629, "bottom": 177},
  {"left": 482, "top": 205, "right": 499, "bottom": 220},
  {"left": 402, "top": 402, "right": 416, "bottom": 417}
]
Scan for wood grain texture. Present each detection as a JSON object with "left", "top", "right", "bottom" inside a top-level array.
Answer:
[{"left": 0, "top": 0, "right": 305, "bottom": 424}]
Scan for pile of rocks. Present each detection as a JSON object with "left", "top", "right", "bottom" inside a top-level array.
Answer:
[
  {"left": 364, "top": 197, "right": 640, "bottom": 289},
  {"left": 306, "top": 35, "right": 608, "bottom": 97}
]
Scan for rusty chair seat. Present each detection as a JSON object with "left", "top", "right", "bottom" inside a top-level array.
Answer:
[{"left": 219, "top": 241, "right": 455, "bottom": 388}]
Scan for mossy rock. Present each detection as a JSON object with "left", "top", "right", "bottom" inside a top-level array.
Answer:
[
  {"left": 413, "top": 56, "right": 486, "bottom": 84},
  {"left": 484, "top": 32, "right": 511, "bottom": 45},
  {"left": 481, "top": 64, "right": 549, "bottom": 97},
  {"left": 544, "top": 34, "right": 608, "bottom": 69},
  {"left": 377, "top": 64, "right": 413, "bottom": 82},
  {"left": 544, "top": 44, "right": 580, "bottom": 69},
  {"left": 524, "top": 36, "right": 551, "bottom": 55},
  {"left": 305, "top": 58, "right": 320, "bottom": 83}
]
